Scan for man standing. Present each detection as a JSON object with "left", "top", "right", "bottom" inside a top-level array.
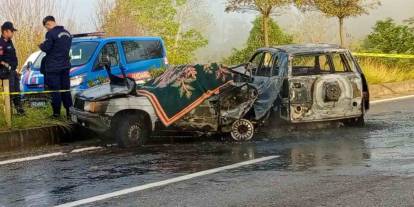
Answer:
[
  {"left": 0, "top": 21, "right": 25, "bottom": 115},
  {"left": 39, "top": 16, "right": 72, "bottom": 118}
]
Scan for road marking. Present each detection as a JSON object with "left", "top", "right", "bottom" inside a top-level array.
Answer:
[
  {"left": 70, "top": 146, "right": 103, "bottom": 153},
  {"left": 0, "top": 152, "right": 64, "bottom": 166},
  {"left": 0, "top": 147, "right": 103, "bottom": 166},
  {"left": 54, "top": 155, "right": 280, "bottom": 207},
  {"left": 371, "top": 95, "right": 414, "bottom": 105}
]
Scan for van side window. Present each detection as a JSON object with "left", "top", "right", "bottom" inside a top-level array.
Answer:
[
  {"left": 122, "top": 40, "right": 164, "bottom": 63},
  {"left": 97, "top": 42, "right": 120, "bottom": 67},
  {"left": 332, "top": 53, "right": 351, "bottom": 73}
]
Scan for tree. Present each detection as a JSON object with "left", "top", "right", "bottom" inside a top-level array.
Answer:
[
  {"left": 225, "top": 0, "right": 291, "bottom": 47},
  {"left": 97, "top": 0, "right": 208, "bottom": 64},
  {"left": 363, "top": 18, "right": 414, "bottom": 54},
  {"left": 0, "top": 0, "right": 73, "bottom": 70},
  {"left": 404, "top": 17, "right": 414, "bottom": 32},
  {"left": 290, "top": 12, "right": 338, "bottom": 44},
  {"left": 295, "top": 0, "right": 380, "bottom": 47},
  {"left": 224, "top": 16, "right": 292, "bottom": 65}
]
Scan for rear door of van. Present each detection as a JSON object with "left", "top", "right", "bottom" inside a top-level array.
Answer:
[{"left": 119, "top": 38, "right": 166, "bottom": 84}]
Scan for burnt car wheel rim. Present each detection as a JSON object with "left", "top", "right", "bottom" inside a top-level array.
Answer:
[
  {"left": 128, "top": 125, "right": 141, "bottom": 141},
  {"left": 231, "top": 119, "right": 254, "bottom": 141}
]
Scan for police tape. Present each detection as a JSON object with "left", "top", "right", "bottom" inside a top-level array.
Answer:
[
  {"left": 0, "top": 89, "right": 80, "bottom": 95},
  {"left": 353, "top": 52, "right": 414, "bottom": 59}
]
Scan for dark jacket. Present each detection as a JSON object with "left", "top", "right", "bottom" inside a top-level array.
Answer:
[
  {"left": 39, "top": 26, "right": 72, "bottom": 73},
  {"left": 0, "top": 36, "right": 18, "bottom": 70}
]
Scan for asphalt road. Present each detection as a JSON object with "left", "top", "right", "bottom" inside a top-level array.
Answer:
[{"left": 0, "top": 96, "right": 414, "bottom": 207}]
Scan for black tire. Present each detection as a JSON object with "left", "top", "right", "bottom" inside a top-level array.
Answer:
[{"left": 115, "top": 113, "right": 150, "bottom": 148}]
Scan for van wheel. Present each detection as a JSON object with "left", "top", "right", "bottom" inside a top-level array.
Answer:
[
  {"left": 231, "top": 119, "right": 255, "bottom": 141},
  {"left": 115, "top": 113, "right": 150, "bottom": 148}
]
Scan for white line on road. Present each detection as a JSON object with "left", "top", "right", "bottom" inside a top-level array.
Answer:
[
  {"left": 0, "top": 147, "right": 103, "bottom": 166},
  {"left": 0, "top": 152, "right": 64, "bottom": 165},
  {"left": 54, "top": 155, "right": 280, "bottom": 207},
  {"left": 70, "top": 146, "right": 103, "bottom": 153},
  {"left": 371, "top": 95, "right": 414, "bottom": 105}
]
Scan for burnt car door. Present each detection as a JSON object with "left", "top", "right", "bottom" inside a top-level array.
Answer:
[
  {"left": 250, "top": 51, "right": 289, "bottom": 121},
  {"left": 287, "top": 52, "right": 364, "bottom": 123}
]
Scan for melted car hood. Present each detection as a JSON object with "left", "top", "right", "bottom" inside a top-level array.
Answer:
[{"left": 77, "top": 78, "right": 136, "bottom": 101}]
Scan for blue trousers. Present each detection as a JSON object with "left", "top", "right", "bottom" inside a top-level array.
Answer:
[{"left": 44, "top": 70, "right": 72, "bottom": 115}]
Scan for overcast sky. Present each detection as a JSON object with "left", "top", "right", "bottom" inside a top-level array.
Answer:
[{"left": 68, "top": 0, "right": 414, "bottom": 61}]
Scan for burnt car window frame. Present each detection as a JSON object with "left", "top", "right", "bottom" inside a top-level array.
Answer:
[
  {"left": 291, "top": 53, "right": 333, "bottom": 76},
  {"left": 330, "top": 52, "right": 352, "bottom": 73},
  {"left": 249, "top": 52, "right": 264, "bottom": 76}
]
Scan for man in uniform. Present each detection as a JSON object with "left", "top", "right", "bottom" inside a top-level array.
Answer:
[
  {"left": 0, "top": 21, "right": 25, "bottom": 115},
  {"left": 39, "top": 16, "right": 72, "bottom": 118}
]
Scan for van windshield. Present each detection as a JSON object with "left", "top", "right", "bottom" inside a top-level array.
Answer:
[{"left": 33, "top": 41, "right": 99, "bottom": 70}]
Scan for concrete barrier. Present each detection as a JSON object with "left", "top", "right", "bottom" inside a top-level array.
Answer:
[{"left": 0, "top": 125, "right": 74, "bottom": 152}]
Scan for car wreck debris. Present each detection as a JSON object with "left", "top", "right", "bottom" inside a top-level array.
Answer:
[{"left": 70, "top": 44, "right": 370, "bottom": 147}]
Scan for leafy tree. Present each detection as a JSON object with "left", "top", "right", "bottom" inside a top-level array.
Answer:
[
  {"left": 100, "top": 0, "right": 208, "bottom": 64},
  {"left": 363, "top": 18, "right": 414, "bottom": 54},
  {"left": 295, "top": 0, "right": 380, "bottom": 47},
  {"left": 404, "top": 17, "right": 414, "bottom": 31},
  {"left": 224, "top": 16, "right": 292, "bottom": 65},
  {"left": 226, "top": 0, "right": 291, "bottom": 47}
]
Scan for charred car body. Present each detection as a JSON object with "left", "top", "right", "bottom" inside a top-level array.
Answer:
[{"left": 70, "top": 44, "right": 369, "bottom": 147}]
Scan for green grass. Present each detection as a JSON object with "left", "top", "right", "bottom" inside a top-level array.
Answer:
[
  {"left": 0, "top": 103, "right": 71, "bottom": 131},
  {"left": 360, "top": 59, "right": 414, "bottom": 84}
]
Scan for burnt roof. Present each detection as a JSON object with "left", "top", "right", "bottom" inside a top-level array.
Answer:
[{"left": 259, "top": 43, "right": 348, "bottom": 55}]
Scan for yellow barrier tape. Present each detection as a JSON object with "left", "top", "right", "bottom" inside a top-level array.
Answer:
[
  {"left": 0, "top": 89, "right": 81, "bottom": 95},
  {"left": 353, "top": 52, "right": 414, "bottom": 59}
]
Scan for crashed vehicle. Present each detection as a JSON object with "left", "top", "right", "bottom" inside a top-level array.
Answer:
[{"left": 70, "top": 44, "right": 369, "bottom": 147}]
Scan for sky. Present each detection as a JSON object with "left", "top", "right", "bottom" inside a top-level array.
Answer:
[{"left": 68, "top": 0, "right": 414, "bottom": 61}]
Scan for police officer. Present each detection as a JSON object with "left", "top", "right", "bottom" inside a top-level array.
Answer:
[
  {"left": 39, "top": 16, "right": 72, "bottom": 118},
  {"left": 0, "top": 21, "right": 25, "bottom": 115}
]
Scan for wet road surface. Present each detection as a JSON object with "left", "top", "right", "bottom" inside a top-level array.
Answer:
[{"left": 0, "top": 97, "right": 414, "bottom": 207}]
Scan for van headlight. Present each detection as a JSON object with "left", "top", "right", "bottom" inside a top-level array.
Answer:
[
  {"left": 84, "top": 101, "right": 109, "bottom": 113},
  {"left": 71, "top": 75, "right": 85, "bottom": 87}
]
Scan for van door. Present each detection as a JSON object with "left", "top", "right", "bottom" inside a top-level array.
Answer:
[
  {"left": 88, "top": 42, "right": 122, "bottom": 88},
  {"left": 120, "top": 40, "right": 165, "bottom": 84}
]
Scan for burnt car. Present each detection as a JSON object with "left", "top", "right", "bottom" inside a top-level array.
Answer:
[
  {"left": 70, "top": 44, "right": 369, "bottom": 147},
  {"left": 240, "top": 43, "right": 370, "bottom": 126}
]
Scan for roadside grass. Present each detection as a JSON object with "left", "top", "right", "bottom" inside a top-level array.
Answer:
[
  {"left": 0, "top": 102, "right": 71, "bottom": 131},
  {"left": 360, "top": 59, "right": 414, "bottom": 84}
]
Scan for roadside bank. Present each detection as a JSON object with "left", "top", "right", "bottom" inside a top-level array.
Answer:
[{"left": 369, "top": 79, "right": 414, "bottom": 100}]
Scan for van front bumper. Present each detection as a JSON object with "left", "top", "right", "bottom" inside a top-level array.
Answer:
[{"left": 70, "top": 107, "right": 111, "bottom": 133}]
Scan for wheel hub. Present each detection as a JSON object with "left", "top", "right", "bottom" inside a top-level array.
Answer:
[{"left": 231, "top": 119, "right": 254, "bottom": 141}]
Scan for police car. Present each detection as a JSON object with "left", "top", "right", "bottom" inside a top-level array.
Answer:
[{"left": 20, "top": 33, "right": 168, "bottom": 106}]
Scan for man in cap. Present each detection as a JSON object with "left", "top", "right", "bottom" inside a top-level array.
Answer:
[
  {"left": 0, "top": 21, "right": 25, "bottom": 115},
  {"left": 39, "top": 16, "right": 72, "bottom": 118}
]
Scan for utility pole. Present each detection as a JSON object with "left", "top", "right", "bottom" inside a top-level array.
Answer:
[{"left": 1, "top": 79, "right": 12, "bottom": 129}]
